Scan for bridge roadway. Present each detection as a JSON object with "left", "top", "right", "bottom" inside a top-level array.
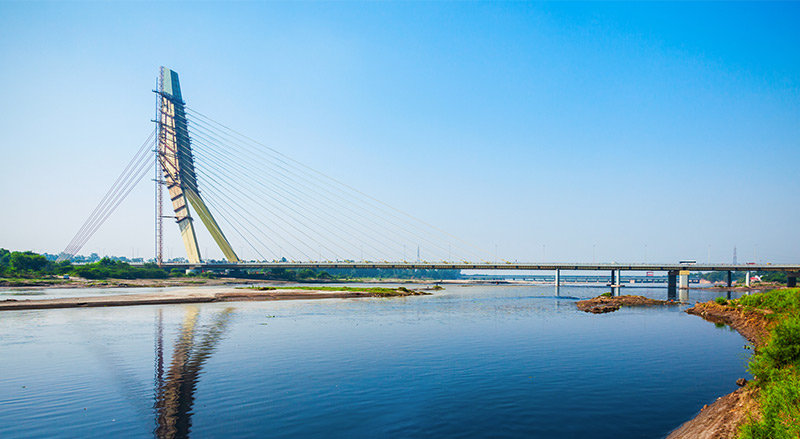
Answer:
[
  {"left": 142, "top": 262, "right": 800, "bottom": 288},
  {"left": 155, "top": 262, "right": 800, "bottom": 273}
]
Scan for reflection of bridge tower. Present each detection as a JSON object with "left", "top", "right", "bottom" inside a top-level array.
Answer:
[
  {"left": 154, "top": 307, "right": 234, "bottom": 438},
  {"left": 156, "top": 67, "right": 239, "bottom": 264}
]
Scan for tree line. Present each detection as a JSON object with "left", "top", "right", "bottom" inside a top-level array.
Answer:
[
  {"left": 1, "top": 249, "right": 463, "bottom": 281},
  {"left": 699, "top": 270, "right": 788, "bottom": 284},
  {"left": 0, "top": 248, "right": 167, "bottom": 280}
]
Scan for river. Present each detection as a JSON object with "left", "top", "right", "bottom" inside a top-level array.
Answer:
[{"left": 0, "top": 284, "right": 751, "bottom": 438}]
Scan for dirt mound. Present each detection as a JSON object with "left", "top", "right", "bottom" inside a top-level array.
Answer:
[{"left": 576, "top": 294, "right": 678, "bottom": 314}]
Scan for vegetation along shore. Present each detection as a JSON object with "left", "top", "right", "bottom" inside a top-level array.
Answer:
[{"left": 0, "top": 248, "right": 460, "bottom": 288}]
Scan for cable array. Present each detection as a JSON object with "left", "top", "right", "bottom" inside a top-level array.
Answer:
[
  {"left": 57, "top": 131, "right": 156, "bottom": 261},
  {"left": 182, "top": 108, "right": 493, "bottom": 263},
  {"left": 58, "top": 108, "right": 493, "bottom": 264}
]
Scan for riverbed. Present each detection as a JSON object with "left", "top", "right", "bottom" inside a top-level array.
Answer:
[{"left": 0, "top": 284, "right": 751, "bottom": 438}]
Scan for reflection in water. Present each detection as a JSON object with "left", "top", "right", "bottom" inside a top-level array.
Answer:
[{"left": 153, "top": 307, "right": 234, "bottom": 439}]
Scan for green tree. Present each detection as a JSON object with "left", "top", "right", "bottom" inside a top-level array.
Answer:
[
  {"left": 54, "top": 260, "right": 73, "bottom": 275},
  {"left": 0, "top": 248, "right": 11, "bottom": 267},
  {"left": 10, "top": 251, "right": 48, "bottom": 272},
  {"left": 297, "top": 268, "right": 315, "bottom": 279}
]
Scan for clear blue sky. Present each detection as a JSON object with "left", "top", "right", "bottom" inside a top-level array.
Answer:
[{"left": 0, "top": 2, "right": 798, "bottom": 263}]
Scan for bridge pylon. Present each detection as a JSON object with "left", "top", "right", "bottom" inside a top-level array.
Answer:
[{"left": 155, "top": 67, "right": 239, "bottom": 264}]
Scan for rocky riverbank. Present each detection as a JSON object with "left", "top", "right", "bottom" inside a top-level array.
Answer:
[{"left": 685, "top": 301, "right": 772, "bottom": 346}]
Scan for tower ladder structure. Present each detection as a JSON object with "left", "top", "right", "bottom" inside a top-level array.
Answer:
[{"left": 155, "top": 67, "right": 239, "bottom": 264}]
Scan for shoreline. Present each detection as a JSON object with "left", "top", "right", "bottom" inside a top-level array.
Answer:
[
  {"left": 0, "top": 286, "right": 430, "bottom": 311},
  {"left": 666, "top": 300, "right": 773, "bottom": 438}
]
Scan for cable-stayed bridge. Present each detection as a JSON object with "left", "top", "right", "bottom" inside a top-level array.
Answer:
[{"left": 57, "top": 67, "right": 800, "bottom": 288}]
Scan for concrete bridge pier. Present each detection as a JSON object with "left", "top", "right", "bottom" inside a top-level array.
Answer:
[
  {"left": 667, "top": 270, "right": 678, "bottom": 300},
  {"left": 727, "top": 271, "right": 732, "bottom": 288},
  {"left": 610, "top": 269, "right": 622, "bottom": 296},
  {"left": 554, "top": 269, "right": 561, "bottom": 295},
  {"left": 610, "top": 270, "right": 622, "bottom": 286},
  {"left": 745, "top": 271, "right": 751, "bottom": 288},
  {"left": 679, "top": 270, "right": 690, "bottom": 290},
  {"left": 788, "top": 273, "right": 798, "bottom": 288}
]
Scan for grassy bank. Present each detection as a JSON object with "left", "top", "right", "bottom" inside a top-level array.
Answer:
[{"left": 716, "top": 288, "right": 800, "bottom": 438}]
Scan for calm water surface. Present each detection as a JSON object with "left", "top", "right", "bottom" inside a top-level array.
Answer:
[{"left": 0, "top": 285, "right": 751, "bottom": 438}]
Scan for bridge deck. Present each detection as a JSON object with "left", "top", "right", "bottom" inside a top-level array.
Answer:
[{"left": 149, "top": 262, "right": 800, "bottom": 272}]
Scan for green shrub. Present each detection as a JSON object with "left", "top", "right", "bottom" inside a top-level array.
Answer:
[
  {"left": 740, "top": 367, "right": 800, "bottom": 438},
  {"left": 600, "top": 292, "right": 612, "bottom": 298},
  {"left": 73, "top": 266, "right": 110, "bottom": 279},
  {"left": 71, "top": 259, "right": 167, "bottom": 279},
  {"left": 762, "top": 272, "right": 787, "bottom": 284},
  {"left": 715, "top": 296, "right": 728, "bottom": 305},
  {"left": 750, "top": 318, "right": 800, "bottom": 380},
  {"left": 738, "top": 289, "right": 800, "bottom": 314}
]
